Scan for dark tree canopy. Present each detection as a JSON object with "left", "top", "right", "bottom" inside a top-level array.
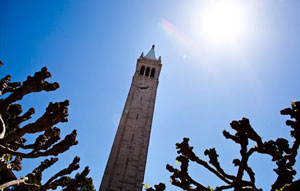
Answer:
[
  {"left": 0, "top": 65, "right": 95, "bottom": 191},
  {"left": 147, "top": 102, "right": 300, "bottom": 191}
]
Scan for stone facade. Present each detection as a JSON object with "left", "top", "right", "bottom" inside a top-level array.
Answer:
[{"left": 100, "top": 46, "right": 162, "bottom": 191}]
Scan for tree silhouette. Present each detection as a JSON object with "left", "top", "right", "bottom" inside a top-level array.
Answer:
[
  {"left": 147, "top": 102, "right": 300, "bottom": 191},
  {"left": 0, "top": 64, "right": 95, "bottom": 191}
]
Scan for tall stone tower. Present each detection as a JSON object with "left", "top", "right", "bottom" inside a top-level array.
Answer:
[{"left": 100, "top": 45, "right": 162, "bottom": 191}]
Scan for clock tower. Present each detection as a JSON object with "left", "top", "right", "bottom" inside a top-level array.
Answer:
[{"left": 100, "top": 45, "right": 162, "bottom": 191}]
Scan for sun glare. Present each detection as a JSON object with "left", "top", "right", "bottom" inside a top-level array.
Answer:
[{"left": 200, "top": 1, "right": 247, "bottom": 45}]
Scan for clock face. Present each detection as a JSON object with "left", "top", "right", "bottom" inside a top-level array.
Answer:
[
  {"left": 137, "top": 83, "right": 151, "bottom": 95},
  {"left": 138, "top": 84, "right": 148, "bottom": 89}
]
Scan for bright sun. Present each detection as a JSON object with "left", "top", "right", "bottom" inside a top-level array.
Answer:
[{"left": 200, "top": 1, "right": 247, "bottom": 45}]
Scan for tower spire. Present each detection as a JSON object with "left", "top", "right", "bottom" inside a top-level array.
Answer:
[{"left": 144, "top": 45, "right": 157, "bottom": 60}]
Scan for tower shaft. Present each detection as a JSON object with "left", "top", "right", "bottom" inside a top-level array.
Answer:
[{"left": 100, "top": 46, "right": 162, "bottom": 191}]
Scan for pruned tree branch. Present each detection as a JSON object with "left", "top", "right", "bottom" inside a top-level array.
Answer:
[
  {"left": 42, "top": 156, "right": 80, "bottom": 189},
  {"left": 0, "top": 67, "right": 59, "bottom": 114},
  {"left": 0, "top": 100, "right": 69, "bottom": 144},
  {"left": 0, "top": 130, "right": 77, "bottom": 158},
  {"left": 0, "top": 177, "right": 29, "bottom": 191},
  {"left": 148, "top": 101, "right": 299, "bottom": 191},
  {"left": 0, "top": 65, "right": 95, "bottom": 191}
]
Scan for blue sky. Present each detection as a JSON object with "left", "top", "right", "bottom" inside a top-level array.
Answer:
[{"left": 1, "top": 0, "right": 300, "bottom": 190}]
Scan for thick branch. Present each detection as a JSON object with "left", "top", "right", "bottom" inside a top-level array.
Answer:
[
  {"left": 0, "top": 75, "right": 21, "bottom": 96},
  {"left": 0, "top": 100, "right": 69, "bottom": 143},
  {"left": 204, "top": 148, "right": 235, "bottom": 180},
  {"left": 167, "top": 164, "right": 208, "bottom": 191},
  {"left": 0, "top": 177, "right": 28, "bottom": 191},
  {"left": 61, "top": 166, "right": 91, "bottom": 191},
  {"left": 42, "top": 156, "right": 80, "bottom": 189},
  {"left": 0, "top": 67, "right": 59, "bottom": 113},
  {"left": 0, "top": 130, "right": 77, "bottom": 158},
  {"left": 176, "top": 138, "right": 231, "bottom": 184},
  {"left": 22, "top": 127, "right": 61, "bottom": 151}
]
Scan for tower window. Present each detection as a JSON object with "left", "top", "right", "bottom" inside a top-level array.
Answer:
[
  {"left": 139, "top": 66, "right": 145, "bottom": 75},
  {"left": 145, "top": 67, "right": 150, "bottom": 76},
  {"left": 150, "top": 68, "right": 155, "bottom": 78}
]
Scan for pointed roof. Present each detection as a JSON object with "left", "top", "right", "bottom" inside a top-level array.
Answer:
[{"left": 145, "top": 45, "right": 157, "bottom": 60}]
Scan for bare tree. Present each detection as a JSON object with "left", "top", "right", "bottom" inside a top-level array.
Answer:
[
  {"left": 147, "top": 101, "right": 300, "bottom": 191},
  {"left": 0, "top": 64, "right": 95, "bottom": 191}
]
